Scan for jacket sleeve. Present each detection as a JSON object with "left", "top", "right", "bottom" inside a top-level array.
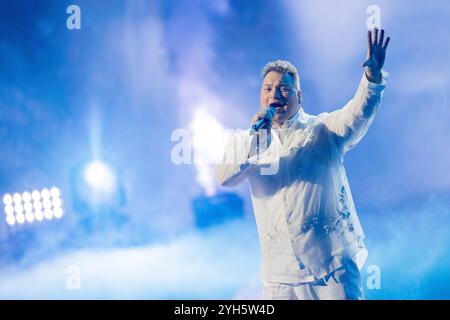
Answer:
[
  {"left": 215, "top": 130, "right": 257, "bottom": 187},
  {"left": 321, "top": 70, "right": 388, "bottom": 155}
]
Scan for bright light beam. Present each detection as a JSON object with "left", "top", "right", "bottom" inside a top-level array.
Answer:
[{"left": 84, "top": 161, "right": 117, "bottom": 194}]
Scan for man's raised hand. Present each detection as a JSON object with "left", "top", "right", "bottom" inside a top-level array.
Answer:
[{"left": 363, "top": 28, "right": 390, "bottom": 83}]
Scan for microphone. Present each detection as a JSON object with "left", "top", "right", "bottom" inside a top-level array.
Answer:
[{"left": 251, "top": 105, "right": 276, "bottom": 131}]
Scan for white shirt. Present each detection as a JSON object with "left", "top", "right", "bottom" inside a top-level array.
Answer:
[{"left": 216, "top": 71, "right": 388, "bottom": 283}]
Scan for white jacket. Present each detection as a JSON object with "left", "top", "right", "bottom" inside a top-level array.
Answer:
[{"left": 216, "top": 71, "right": 388, "bottom": 283}]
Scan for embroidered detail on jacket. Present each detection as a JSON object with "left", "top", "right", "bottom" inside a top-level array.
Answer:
[{"left": 301, "top": 186, "right": 354, "bottom": 236}]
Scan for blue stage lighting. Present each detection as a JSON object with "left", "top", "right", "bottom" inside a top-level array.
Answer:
[{"left": 192, "top": 192, "right": 245, "bottom": 229}]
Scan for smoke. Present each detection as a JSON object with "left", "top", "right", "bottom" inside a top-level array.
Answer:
[
  {"left": 362, "top": 194, "right": 450, "bottom": 299},
  {"left": 0, "top": 219, "right": 260, "bottom": 299}
]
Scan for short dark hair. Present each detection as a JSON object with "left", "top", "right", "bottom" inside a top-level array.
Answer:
[{"left": 261, "top": 60, "right": 300, "bottom": 89}]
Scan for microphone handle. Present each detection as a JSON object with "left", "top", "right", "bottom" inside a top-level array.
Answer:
[
  {"left": 251, "top": 106, "right": 275, "bottom": 131},
  {"left": 252, "top": 117, "right": 268, "bottom": 131}
]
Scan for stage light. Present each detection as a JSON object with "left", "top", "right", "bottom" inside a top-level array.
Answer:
[
  {"left": 4, "top": 205, "right": 14, "bottom": 215},
  {"left": 52, "top": 198, "right": 62, "bottom": 208},
  {"left": 54, "top": 207, "right": 63, "bottom": 219},
  {"left": 25, "top": 211, "right": 34, "bottom": 223},
  {"left": 35, "top": 210, "right": 44, "bottom": 221},
  {"left": 2, "top": 186, "right": 64, "bottom": 227},
  {"left": 3, "top": 194, "right": 12, "bottom": 206},
  {"left": 14, "top": 203, "right": 23, "bottom": 214},
  {"left": 192, "top": 192, "right": 245, "bottom": 229},
  {"left": 32, "top": 190, "right": 40, "bottom": 201},
  {"left": 16, "top": 213, "right": 25, "bottom": 224},
  {"left": 84, "top": 161, "right": 116, "bottom": 193},
  {"left": 22, "top": 192, "right": 31, "bottom": 203},
  {"left": 43, "top": 199, "right": 52, "bottom": 209},
  {"left": 24, "top": 202, "right": 33, "bottom": 212},
  {"left": 44, "top": 208, "right": 53, "bottom": 220},
  {"left": 13, "top": 193, "right": 22, "bottom": 204},
  {"left": 50, "top": 187, "right": 60, "bottom": 198},
  {"left": 189, "top": 109, "right": 230, "bottom": 196},
  {"left": 41, "top": 188, "right": 50, "bottom": 199},
  {"left": 6, "top": 214, "right": 15, "bottom": 226},
  {"left": 33, "top": 200, "right": 42, "bottom": 211},
  {"left": 70, "top": 159, "right": 127, "bottom": 231}
]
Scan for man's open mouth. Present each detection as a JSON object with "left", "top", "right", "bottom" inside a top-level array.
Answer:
[{"left": 274, "top": 104, "right": 287, "bottom": 113}]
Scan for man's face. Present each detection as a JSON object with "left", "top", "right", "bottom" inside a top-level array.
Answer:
[{"left": 260, "top": 71, "right": 301, "bottom": 126}]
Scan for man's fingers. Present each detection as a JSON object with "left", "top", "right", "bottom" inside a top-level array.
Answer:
[
  {"left": 379, "top": 29, "right": 384, "bottom": 47},
  {"left": 251, "top": 114, "right": 262, "bottom": 125},
  {"left": 383, "top": 36, "right": 390, "bottom": 49},
  {"left": 373, "top": 28, "right": 378, "bottom": 46},
  {"left": 252, "top": 109, "right": 266, "bottom": 123},
  {"left": 367, "top": 30, "right": 373, "bottom": 53}
]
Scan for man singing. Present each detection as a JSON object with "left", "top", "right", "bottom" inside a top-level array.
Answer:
[{"left": 216, "top": 28, "right": 390, "bottom": 300}]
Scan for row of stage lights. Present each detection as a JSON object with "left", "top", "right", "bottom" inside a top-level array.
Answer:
[{"left": 2, "top": 187, "right": 63, "bottom": 226}]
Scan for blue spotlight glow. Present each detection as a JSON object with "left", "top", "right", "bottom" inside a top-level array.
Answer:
[{"left": 84, "top": 161, "right": 116, "bottom": 194}]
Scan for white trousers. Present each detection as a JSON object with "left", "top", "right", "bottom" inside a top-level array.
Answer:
[{"left": 262, "top": 259, "right": 364, "bottom": 300}]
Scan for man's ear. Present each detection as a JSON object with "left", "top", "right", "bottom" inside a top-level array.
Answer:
[{"left": 297, "top": 90, "right": 302, "bottom": 105}]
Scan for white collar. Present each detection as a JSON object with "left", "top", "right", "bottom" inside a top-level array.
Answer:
[{"left": 279, "top": 107, "right": 304, "bottom": 129}]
